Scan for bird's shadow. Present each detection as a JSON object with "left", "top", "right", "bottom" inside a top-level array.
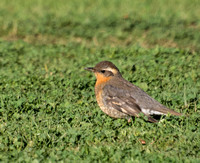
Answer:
[
  {"left": 129, "top": 115, "right": 164, "bottom": 123},
  {"left": 151, "top": 115, "right": 163, "bottom": 121}
]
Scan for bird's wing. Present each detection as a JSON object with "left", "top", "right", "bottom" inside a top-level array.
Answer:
[
  {"left": 102, "top": 84, "right": 158, "bottom": 122},
  {"left": 117, "top": 78, "right": 182, "bottom": 116}
]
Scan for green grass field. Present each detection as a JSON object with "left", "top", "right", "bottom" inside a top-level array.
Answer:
[{"left": 0, "top": 0, "right": 200, "bottom": 162}]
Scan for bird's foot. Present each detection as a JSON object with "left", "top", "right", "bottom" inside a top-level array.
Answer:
[{"left": 128, "top": 117, "right": 132, "bottom": 123}]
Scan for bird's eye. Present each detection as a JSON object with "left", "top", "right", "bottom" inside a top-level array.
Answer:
[{"left": 101, "top": 70, "right": 105, "bottom": 73}]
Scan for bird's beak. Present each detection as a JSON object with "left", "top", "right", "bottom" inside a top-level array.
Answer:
[{"left": 84, "top": 67, "right": 95, "bottom": 72}]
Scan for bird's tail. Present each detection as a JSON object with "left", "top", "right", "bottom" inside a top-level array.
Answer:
[
  {"left": 167, "top": 110, "right": 182, "bottom": 116},
  {"left": 161, "top": 108, "right": 182, "bottom": 116},
  {"left": 154, "top": 106, "right": 182, "bottom": 116}
]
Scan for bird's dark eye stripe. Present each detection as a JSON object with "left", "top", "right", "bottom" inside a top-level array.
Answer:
[{"left": 100, "top": 70, "right": 106, "bottom": 73}]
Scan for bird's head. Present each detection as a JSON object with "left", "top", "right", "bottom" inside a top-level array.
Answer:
[{"left": 85, "top": 61, "right": 122, "bottom": 83}]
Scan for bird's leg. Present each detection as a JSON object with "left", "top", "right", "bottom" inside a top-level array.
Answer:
[{"left": 127, "top": 117, "right": 132, "bottom": 123}]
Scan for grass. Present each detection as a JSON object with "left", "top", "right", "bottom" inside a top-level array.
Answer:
[{"left": 0, "top": 0, "right": 200, "bottom": 162}]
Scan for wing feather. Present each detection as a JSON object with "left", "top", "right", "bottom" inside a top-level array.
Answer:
[
  {"left": 103, "top": 82, "right": 182, "bottom": 116},
  {"left": 102, "top": 85, "right": 158, "bottom": 122}
]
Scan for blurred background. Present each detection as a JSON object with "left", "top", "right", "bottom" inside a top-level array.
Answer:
[{"left": 0, "top": 0, "right": 200, "bottom": 51}]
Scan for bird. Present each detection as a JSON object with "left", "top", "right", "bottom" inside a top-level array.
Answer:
[{"left": 85, "top": 61, "right": 182, "bottom": 123}]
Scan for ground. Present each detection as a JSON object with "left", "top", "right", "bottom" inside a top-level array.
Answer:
[{"left": 0, "top": 0, "right": 200, "bottom": 162}]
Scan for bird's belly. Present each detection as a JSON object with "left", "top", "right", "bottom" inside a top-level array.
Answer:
[{"left": 96, "top": 89, "right": 128, "bottom": 118}]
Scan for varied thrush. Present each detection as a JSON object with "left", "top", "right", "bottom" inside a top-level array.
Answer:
[{"left": 85, "top": 61, "right": 182, "bottom": 123}]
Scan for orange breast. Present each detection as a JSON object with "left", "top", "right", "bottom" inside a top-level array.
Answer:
[
  {"left": 95, "top": 73, "right": 111, "bottom": 87},
  {"left": 94, "top": 73, "right": 128, "bottom": 118},
  {"left": 94, "top": 73, "right": 111, "bottom": 114}
]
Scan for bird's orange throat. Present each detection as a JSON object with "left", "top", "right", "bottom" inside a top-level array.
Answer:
[{"left": 95, "top": 73, "right": 111, "bottom": 86}]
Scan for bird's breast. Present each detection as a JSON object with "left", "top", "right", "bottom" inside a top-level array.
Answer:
[
  {"left": 95, "top": 73, "right": 112, "bottom": 87},
  {"left": 95, "top": 84, "right": 128, "bottom": 118}
]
